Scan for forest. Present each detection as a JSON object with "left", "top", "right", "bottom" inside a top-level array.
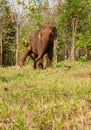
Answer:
[
  {"left": 0, "top": 0, "right": 91, "bottom": 66},
  {"left": 0, "top": 0, "right": 91, "bottom": 130}
]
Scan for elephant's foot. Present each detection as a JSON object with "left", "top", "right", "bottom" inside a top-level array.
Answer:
[
  {"left": 38, "top": 63, "right": 43, "bottom": 69},
  {"left": 18, "top": 61, "right": 24, "bottom": 68}
]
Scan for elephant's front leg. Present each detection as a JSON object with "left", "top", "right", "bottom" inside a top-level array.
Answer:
[
  {"left": 19, "top": 46, "right": 31, "bottom": 66},
  {"left": 36, "top": 58, "right": 43, "bottom": 69},
  {"left": 33, "top": 55, "right": 37, "bottom": 69},
  {"left": 46, "top": 47, "right": 53, "bottom": 67}
]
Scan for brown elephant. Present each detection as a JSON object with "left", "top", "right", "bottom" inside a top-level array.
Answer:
[{"left": 19, "top": 23, "right": 57, "bottom": 69}]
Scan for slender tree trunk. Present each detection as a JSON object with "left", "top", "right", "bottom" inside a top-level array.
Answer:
[
  {"left": 71, "top": 20, "right": 75, "bottom": 61},
  {"left": 0, "top": 37, "right": 2, "bottom": 67},
  {"left": 64, "top": 43, "right": 68, "bottom": 60},
  {"left": 54, "top": 41, "right": 57, "bottom": 63},
  {"left": 0, "top": 25, "right": 2, "bottom": 67},
  {"left": 71, "top": 34, "right": 75, "bottom": 61},
  {"left": 16, "top": 20, "right": 19, "bottom": 65},
  {"left": 85, "top": 48, "right": 90, "bottom": 60},
  {"left": 70, "top": 19, "right": 78, "bottom": 61},
  {"left": 75, "top": 49, "right": 80, "bottom": 59}
]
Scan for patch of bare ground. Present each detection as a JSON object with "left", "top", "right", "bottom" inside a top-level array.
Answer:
[{"left": 75, "top": 73, "right": 91, "bottom": 78}]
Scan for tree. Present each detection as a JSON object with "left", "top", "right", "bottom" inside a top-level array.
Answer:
[
  {"left": 56, "top": 0, "right": 91, "bottom": 61},
  {"left": 0, "top": 0, "right": 16, "bottom": 66}
]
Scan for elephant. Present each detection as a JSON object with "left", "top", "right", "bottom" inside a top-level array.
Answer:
[{"left": 19, "top": 23, "right": 57, "bottom": 69}]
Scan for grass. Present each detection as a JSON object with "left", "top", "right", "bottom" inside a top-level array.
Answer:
[{"left": 0, "top": 61, "right": 91, "bottom": 130}]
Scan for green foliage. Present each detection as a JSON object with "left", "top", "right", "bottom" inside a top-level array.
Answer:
[
  {"left": 56, "top": 0, "right": 91, "bottom": 60},
  {"left": 78, "top": 56, "right": 87, "bottom": 62},
  {"left": 1, "top": 0, "right": 16, "bottom": 66},
  {"left": 1, "top": 0, "right": 91, "bottom": 65}
]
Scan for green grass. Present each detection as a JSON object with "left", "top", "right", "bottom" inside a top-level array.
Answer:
[{"left": 0, "top": 61, "right": 91, "bottom": 130}]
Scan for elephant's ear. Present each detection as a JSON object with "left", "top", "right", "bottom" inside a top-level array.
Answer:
[{"left": 51, "top": 27, "right": 57, "bottom": 39}]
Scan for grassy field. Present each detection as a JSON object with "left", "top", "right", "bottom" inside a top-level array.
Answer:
[{"left": 0, "top": 61, "right": 91, "bottom": 130}]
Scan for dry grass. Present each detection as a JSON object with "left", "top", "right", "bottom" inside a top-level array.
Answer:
[{"left": 0, "top": 61, "right": 91, "bottom": 130}]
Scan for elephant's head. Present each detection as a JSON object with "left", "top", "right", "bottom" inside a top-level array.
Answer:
[{"left": 40, "top": 23, "right": 57, "bottom": 42}]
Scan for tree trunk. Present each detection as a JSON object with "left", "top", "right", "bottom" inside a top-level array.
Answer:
[
  {"left": 0, "top": 25, "right": 2, "bottom": 67},
  {"left": 70, "top": 20, "right": 75, "bottom": 61},
  {"left": 70, "top": 19, "right": 78, "bottom": 61},
  {"left": 53, "top": 41, "right": 57, "bottom": 63},
  {"left": 71, "top": 34, "right": 75, "bottom": 61},
  {"left": 75, "top": 49, "right": 80, "bottom": 59},
  {"left": 16, "top": 20, "right": 19, "bottom": 65},
  {"left": 85, "top": 48, "right": 90, "bottom": 60}
]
